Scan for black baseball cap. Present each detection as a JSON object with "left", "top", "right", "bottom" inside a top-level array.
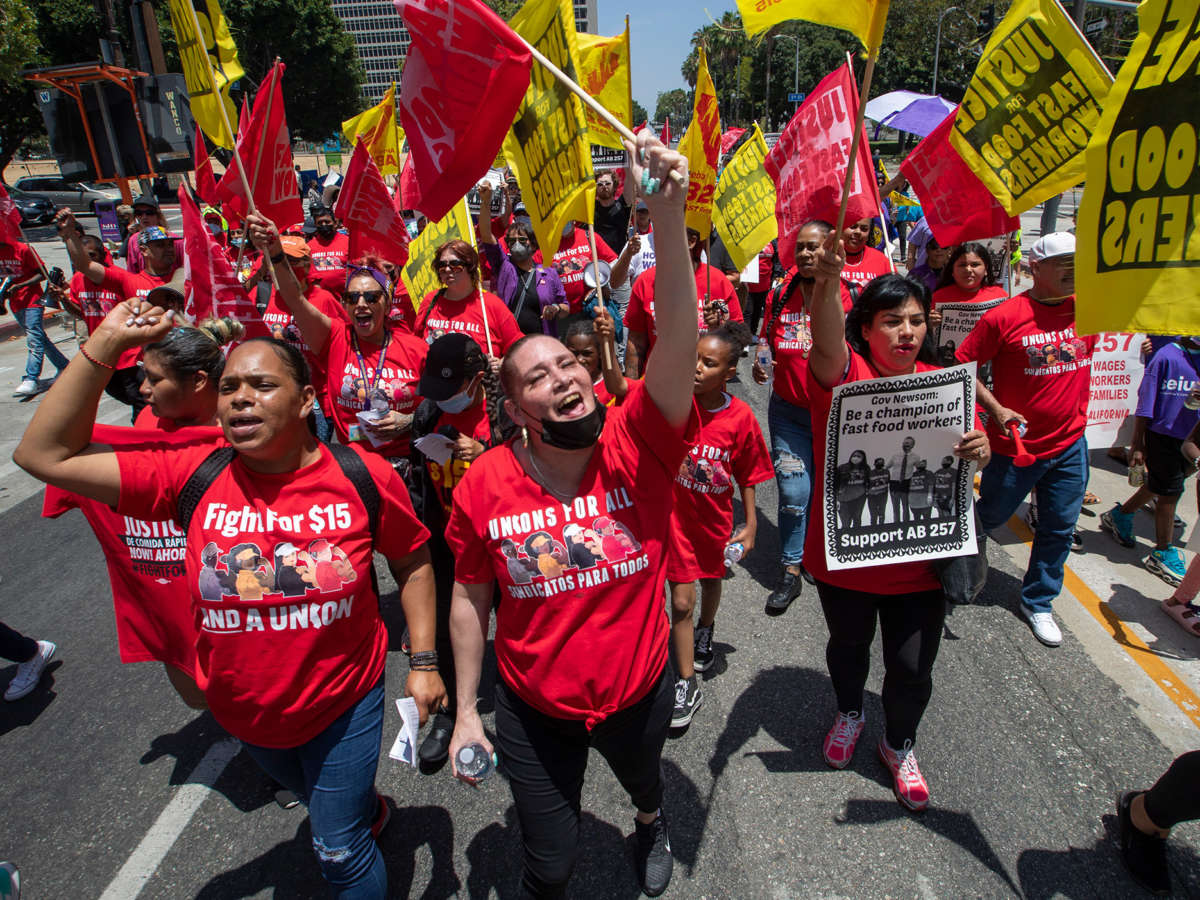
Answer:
[{"left": 418, "top": 332, "right": 479, "bottom": 401}]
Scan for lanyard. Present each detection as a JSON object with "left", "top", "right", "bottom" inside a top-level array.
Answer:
[
  {"left": 351, "top": 328, "right": 391, "bottom": 411},
  {"left": 513, "top": 268, "right": 537, "bottom": 321}
]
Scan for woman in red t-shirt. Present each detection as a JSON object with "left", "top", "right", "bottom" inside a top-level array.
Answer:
[
  {"left": 16, "top": 303, "right": 445, "bottom": 899},
  {"left": 414, "top": 240, "right": 523, "bottom": 357},
  {"left": 444, "top": 133, "right": 693, "bottom": 898},
  {"left": 805, "top": 243, "right": 990, "bottom": 813},
  {"left": 930, "top": 242, "right": 1009, "bottom": 317}
]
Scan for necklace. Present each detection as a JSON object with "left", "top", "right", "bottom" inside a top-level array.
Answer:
[{"left": 522, "top": 442, "right": 576, "bottom": 501}]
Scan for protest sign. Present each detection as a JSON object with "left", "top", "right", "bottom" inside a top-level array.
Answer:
[
  {"left": 1084, "top": 332, "right": 1145, "bottom": 448},
  {"left": 950, "top": 0, "right": 1112, "bottom": 216},
  {"left": 400, "top": 200, "right": 474, "bottom": 312},
  {"left": 823, "top": 362, "right": 978, "bottom": 571},
  {"left": 712, "top": 124, "right": 777, "bottom": 273},
  {"left": 1075, "top": 0, "right": 1200, "bottom": 336},
  {"left": 576, "top": 26, "right": 632, "bottom": 151},
  {"left": 591, "top": 146, "right": 626, "bottom": 170},
  {"left": 934, "top": 298, "right": 1006, "bottom": 367}
]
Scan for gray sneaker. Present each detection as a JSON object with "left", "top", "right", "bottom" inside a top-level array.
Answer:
[
  {"left": 4, "top": 641, "right": 56, "bottom": 701},
  {"left": 670, "top": 676, "right": 702, "bottom": 727}
]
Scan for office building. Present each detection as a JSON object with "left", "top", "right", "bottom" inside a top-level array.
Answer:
[
  {"left": 331, "top": 0, "right": 410, "bottom": 103},
  {"left": 575, "top": 0, "right": 597, "bottom": 33}
]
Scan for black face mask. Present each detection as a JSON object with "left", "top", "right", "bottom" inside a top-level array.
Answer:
[
  {"left": 522, "top": 401, "right": 606, "bottom": 450},
  {"left": 315, "top": 224, "right": 336, "bottom": 239}
]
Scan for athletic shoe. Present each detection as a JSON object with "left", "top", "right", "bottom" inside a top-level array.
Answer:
[
  {"left": 1071, "top": 530, "right": 1083, "bottom": 552},
  {"left": 1145, "top": 547, "right": 1186, "bottom": 587},
  {"left": 1101, "top": 504, "right": 1136, "bottom": 548},
  {"left": 634, "top": 812, "right": 673, "bottom": 897},
  {"left": 4, "top": 641, "right": 56, "bottom": 701},
  {"left": 0, "top": 861, "right": 19, "bottom": 900},
  {"left": 370, "top": 791, "right": 392, "bottom": 840},
  {"left": 12, "top": 379, "right": 38, "bottom": 398},
  {"left": 1116, "top": 791, "right": 1170, "bottom": 895},
  {"left": 693, "top": 624, "right": 715, "bottom": 672},
  {"left": 822, "top": 710, "right": 865, "bottom": 769},
  {"left": 765, "top": 569, "right": 803, "bottom": 616},
  {"left": 877, "top": 737, "right": 930, "bottom": 812},
  {"left": 1025, "top": 503, "right": 1038, "bottom": 530},
  {"left": 670, "top": 676, "right": 702, "bottom": 728},
  {"left": 1020, "top": 604, "right": 1062, "bottom": 647}
]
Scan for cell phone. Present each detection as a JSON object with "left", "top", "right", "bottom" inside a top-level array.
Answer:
[{"left": 48, "top": 267, "right": 66, "bottom": 287}]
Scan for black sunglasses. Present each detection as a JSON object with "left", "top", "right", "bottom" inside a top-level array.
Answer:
[
  {"left": 343, "top": 290, "right": 385, "bottom": 305},
  {"left": 435, "top": 259, "right": 467, "bottom": 272}
]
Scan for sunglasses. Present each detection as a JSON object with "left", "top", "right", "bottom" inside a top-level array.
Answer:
[
  {"left": 435, "top": 259, "right": 467, "bottom": 272},
  {"left": 343, "top": 290, "right": 385, "bottom": 305}
]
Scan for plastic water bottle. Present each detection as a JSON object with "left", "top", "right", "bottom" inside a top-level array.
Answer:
[
  {"left": 755, "top": 340, "right": 772, "bottom": 371},
  {"left": 723, "top": 542, "right": 745, "bottom": 568},
  {"left": 1128, "top": 463, "right": 1146, "bottom": 487},
  {"left": 456, "top": 743, "right": 496, "bottom": 783}
]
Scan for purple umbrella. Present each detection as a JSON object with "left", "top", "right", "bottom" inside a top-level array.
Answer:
[{"left": 880, "top": 95, "right": 958, "bottom": 138}]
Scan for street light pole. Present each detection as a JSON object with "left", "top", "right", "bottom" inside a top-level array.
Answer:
[
  {"left": 932, "top": 5, "right": 961, "bottom": 95},
  {"left": 775, "top": 33, "right": 801, "bottom": 123}
]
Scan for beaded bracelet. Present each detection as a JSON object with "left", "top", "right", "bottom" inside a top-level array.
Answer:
[{"left": 79, "top": 343, "right": 115, "bottom": 370}]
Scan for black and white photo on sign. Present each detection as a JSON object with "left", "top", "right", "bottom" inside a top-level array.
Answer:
[
  {"left": 934, "top": 298, "right": 1005, "bottom": 368},
  {"left": 824, "top": 362, "right": 979, "bottom": 571}
]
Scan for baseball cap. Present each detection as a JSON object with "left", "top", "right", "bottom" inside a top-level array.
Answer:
[
  {"left": 418, "top": 332, "right": 479, "bottom": 401},
  {"left": 1029, "top": 232, "right": 1075, "bottom": 262},
  {"left": 139, "top": 226, "right": 172, "bottom": 246},
  {"left": 279, "top": 235, "right": 311, "bottom": 261},
  {"left": 145, "top": 267, "right": 186, "bottom": 310},
  {"left": 132, "top": 194, "right": 160, "bottom": 213}
]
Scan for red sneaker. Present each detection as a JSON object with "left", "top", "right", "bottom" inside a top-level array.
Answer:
[
  {"left": 821, "top": 711, "right": 865, "bottom": 769},
  {"left": 370, "top": 791, "right": 392, "bottom": 840},
  {"left": 877, "top": 737, "right": 930, "bottom": 811}
]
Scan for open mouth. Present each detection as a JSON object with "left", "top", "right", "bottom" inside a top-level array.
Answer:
[
  {"left": 228, "top": 413, "right": 263, "bottom": 439},
  {"left": 555, "top": 392, "right": 585, "bottom": 418},
  {"left": 353, "top": 310, "right": 374, "bottom": 328}
]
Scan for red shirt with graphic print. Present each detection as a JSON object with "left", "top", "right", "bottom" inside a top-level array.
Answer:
[
  {"left": 552, "top": 227, "right": 617, "bottom": 314},
  {"left": 759, "top": 273, "right": 854, "bottom": 409},
  {"left": 624, "top": 263, "right": 743, "bottom": 363},
  {"left": 414, "top": 289, "right": 522, "bottom": 357}
]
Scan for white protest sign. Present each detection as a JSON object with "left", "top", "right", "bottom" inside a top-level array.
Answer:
[{"left": 1085, "top": 332, "right": 1144, "bottom": 449}]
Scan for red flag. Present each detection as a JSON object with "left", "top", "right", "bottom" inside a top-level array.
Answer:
[
  {"left": 215, "top": 63, "right": 304, "bottom": 230},
  {"left": 238, "top": 96, "right": 251, "bottom": 138},
  {"left": 633, "top": 120, "right": 647, "bottom": 134},
  {"left": 0, "top": 183, "right": 23, "bottom": 244},
  {"left": 719, "top": 127, "right": 746, "bottom": 158},
  {"left": 899, "top": 108, "right": 1018, "bottom": 247},
  {"left": 179, "top": 184, "right": 267, "bottom": 337},
  {"left": 660, "top": 117, "right": 671, "bottom": 145},
  {"left": 193, "top": 125, "right": 219, "bottom": 206},
  {"left": 335, "top": 141, "right": 411, "bottom": 267},
  {"left": 393, "top": 0, "right": 533, "bottom": 222},
  {"left": 764, "top": 63, "right": 879, "bottom": 263},
  {"left": 398, "top": 153, "right": 420, "bottom": 212}
]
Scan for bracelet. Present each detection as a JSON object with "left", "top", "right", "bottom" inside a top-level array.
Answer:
[
  {"left": 79, "top": 343, "right": 116, "bottom": 370},
  {"left": 269, "top": 250, "right": 285, "bottom": 264},
  {"left": 410, "top": 650, "right": 439, "bottom": 668},
  {"left": 411, "top": 665, "right": 439, "bottom": 672}
]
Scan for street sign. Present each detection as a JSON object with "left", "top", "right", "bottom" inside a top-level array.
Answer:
[
  {"left": 323, "top": 138, "right": 340, "bottom": 153},
  {"left": 324, "top": 151, "right": 342, "bottom": 167},
  {"left": 1085, "top": 16, "right": 1107, "bottom": 35},
  {"left": 788, "top": 92, "right": 806, "bottom": 102}
]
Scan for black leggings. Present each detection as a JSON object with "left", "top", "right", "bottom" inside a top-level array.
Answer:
[
  {"left": 104, "top": 365, "right": 147, "bottom": 422},
  {"left": 0, "top": 620, "right": 37, "bottom": 663},
  {"left": 816, "top": 581, "right": 945, "bottom": 748},
  {"left": 494, "top": 666, "right": 672, "bottom": 899},
  {"left": 1144, "top": 750, "right": 1200, "bottom": 830}
]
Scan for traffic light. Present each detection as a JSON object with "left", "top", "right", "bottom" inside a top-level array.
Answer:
[{"left": 978, "top": 2, "right": 996, "bottom": 40}]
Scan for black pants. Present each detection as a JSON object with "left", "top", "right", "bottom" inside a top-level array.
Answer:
[
  {"left": 746, "top": 290, "right": 768, "bottom": 335},
  {"left": 868, "top": 493, "right": 888, "bottom": 525},
  {"left": 838, "top": 494, "right": 866, "bottom": 531},
  {"left": 0, "top": 621, "right": 37, "bottom": 663},
  {"left": 816, "top": 581, "right": 945, "bottom": 748},
  {"left": 104, "top": 365, "right": 147, "bottom": 422},
  {"left": 1144, "top": 750, "right": 1200, "bottom": 829},
  {"left": 427, "top": 529, "right": 456, "bottom": 715},
  {"left": 495, "top": 665, "right": 672, "bottom": 899}
]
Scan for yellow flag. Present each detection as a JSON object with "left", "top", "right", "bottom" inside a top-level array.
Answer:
[
  {"left": 676, "top": 46, "right": 721, "bottom": 235},
  {"left": 401, "top": 200, "right": 475, "bottom": 312},
  {"left": 342, "top": 85, "right": 403, "bottom": 176},
  {"left": 949, "top": 0, "right": 1112, "bottom": 216},
  {"left": 712, "top": 124, "right": 777, "bottom": 273},
  {"left": 576, "top": 27, "right": 632, "bottom": 151},
  {"left": 737, "top": 0, "right": 888, "bottom": 54},
  {"left": 1075, "top": 0, "right": 1200, "bottom": 336},
  {"left": 165, "top": 0, "right": 244, "bottom": 149},
  {"left": 503, "top": 0, "right": 594, "bottom": 260}
]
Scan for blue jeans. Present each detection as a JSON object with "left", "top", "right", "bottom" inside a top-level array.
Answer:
[
  {"left": 977, "top": 436, "right": 1088, "bottom": 614},
  {"left": 242, "top": 679, "right": 387, "bottom": 898},
  {"left": 768, "top": 393, "right": 815, "bottom": 566},
  {"left": 15, "top": 305, "right": 69, "bottom": 381}
]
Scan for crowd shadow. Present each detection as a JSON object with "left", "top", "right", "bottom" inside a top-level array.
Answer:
[
  {"left": 730, "top": 496, "right": 781, "bottom": 592},
  {"left": 1102, "top": 582, "right": 1200, "bottom": 664},
  {"left": 0, "top": 659, "right": 61, "bottom": 736}
]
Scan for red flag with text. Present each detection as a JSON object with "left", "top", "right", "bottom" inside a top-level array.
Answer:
[
  {"left": 0, "top": 184, "right": 23, "bottom": 244},
  {"left": 720, "top": 127, "right": 747, "bottom": 158},
  {"left": 393, "top": 0, "right": 532, "bottom": 222},
  {"left": 335, "top": 141, "right": 412, "bottom": 267},
  {"left": 660, "top": 117, "right": 671, "bottom": 145},
  {"left": 193, "top": 125, "right": 219, "bottom": 206},
  {"left": 899, "top": 108, "right": 1018, "bottom": 247},
  {"left": 764, "top": 63, "right": 878, "bottom": 263}
]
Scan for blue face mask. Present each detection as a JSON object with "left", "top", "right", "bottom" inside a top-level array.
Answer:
[{"left": 436, "top": 387, "right": 474, "bottom": 414}]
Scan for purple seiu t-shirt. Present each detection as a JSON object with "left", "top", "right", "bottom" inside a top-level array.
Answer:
[{"left": 1135, "top": 341, "right": 1200, "bottom": 440}]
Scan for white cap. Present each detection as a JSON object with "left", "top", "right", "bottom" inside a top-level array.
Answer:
[{"left": 1029, "top": 232, "right": 1075, "bottom": 262}]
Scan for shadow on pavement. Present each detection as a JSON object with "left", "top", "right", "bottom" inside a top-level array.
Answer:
[
  {"left": 1103, "top": 583, "right": 1199, "bottom": 664},
  {"left": 732, "top": 496, "right": 782, "bottom": 592},
  {"left": 0, "top": 660, "right": 61, "bottom": 736}
]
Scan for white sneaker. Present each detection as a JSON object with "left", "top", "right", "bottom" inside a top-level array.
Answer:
[
  {"left": 1020, "top": 604, "right": 1061, "bottom": 647},
  {"left": 12, "top": 379, "right": 38, "bottom": 398},
  {"left": 4, "top": 640, "right": 56, "bottom": 701}
]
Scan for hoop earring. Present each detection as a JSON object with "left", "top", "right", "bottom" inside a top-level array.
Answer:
[{"left": 522, "top": 426, "right": 530, "bottom": 447}]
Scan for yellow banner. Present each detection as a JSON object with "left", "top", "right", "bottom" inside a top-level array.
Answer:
[
  {"left": 166, "top": 0, "right": 244, "bottom": 149},
  {"left": 949, "top": 0, "right": 1112, "bottom": 216},
  {"left": 736, "top": 0, "right": 888, "bottom": 54},
  {"left": 712, "top": 124, "right": 777, "bottom": 273},
  {"left": 342, "top": 85, "right": 403, "bottom": 176},
  {"left": 401, "top": 199, "right": 474, "bottom": 312},
  {"left": 576, "top": 27, "right": 632, "bottom": 151},
  {"left": 677, "top": 46, "right": 721, "bottom": 235},
  {"left": 502, "top": 0, "right": 595, "bottom": 259},
  {"left": 1075, "top": 0, "right": 1200, "bottom": 336}
]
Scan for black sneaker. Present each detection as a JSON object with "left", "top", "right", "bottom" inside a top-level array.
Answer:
[
  {"left": 1071, "top": 530, "right": 1083, "bottom": 552},
  {"left": 670, "top": 676, "right": 702, "bottom": 727},
  {"left": 634, "top": 812, "right": 673, "bottom": 897},
  {"left": 798, "top": 566, "right": 816, "bottom": 585},
  {"left": 1117, "top": 791, "right": 1170, "bottom": 895},
  {"left": 765, "top": 569, "right": 803, "bottom": 616},
  {"left": 693, "top": 624, "right": 715, "bottom": 672}
]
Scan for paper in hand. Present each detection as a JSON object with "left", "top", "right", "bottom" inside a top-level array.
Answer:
[
  {"left": 414, "top": 433, "right": 456, "bottom": 465},
  {"left": 388, "top": 696, "right": 421, "bottom": 767}
]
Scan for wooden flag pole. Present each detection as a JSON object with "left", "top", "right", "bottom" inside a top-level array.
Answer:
[
  {"left": 845, "top": 50, "right": 895, "bottom": 273},
  {"left": 834, "top": 47, "right": 880, "bottom": 237},
  {"left": 585, "top": 223, "right": 615, "bottom": 370},
  {"left": 465, "top": 196, "right": 494, "bottom": 355}
]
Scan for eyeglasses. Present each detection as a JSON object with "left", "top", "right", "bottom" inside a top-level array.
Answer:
[
  {"left": 343, "top": 290, "right": 385, "bottom": 305},
  {"left": 435, "top": 259, "right": 467, "bottom": 272}
]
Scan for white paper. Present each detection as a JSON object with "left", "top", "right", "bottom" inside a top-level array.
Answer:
[
  {"left": 388, "top": 697, "right": 420, "bottom": 767},
  {"left": 414, "top": 433, "right": 456, "bottom": 465},
  {"left": 739, "top": 254, "right": 761, "bottom": 285},
  {"left": 355, "top": 409, "right": 390, "bottom": 448}
]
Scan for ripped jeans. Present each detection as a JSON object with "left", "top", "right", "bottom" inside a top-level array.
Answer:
[
  {"left": 243, "top": 678, "right": 386, "bottom": 898},
  {"left": 768, "top": 393, "right": 815, "bottom": 566}
]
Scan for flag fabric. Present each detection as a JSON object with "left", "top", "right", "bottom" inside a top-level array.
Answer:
[
  {"left": 193, "top": 124, "right": 219, "bottom": 206},
  {"left": 214, "top": 63, "right": 304, "bottom": 231},
  {"left": 1075, "top": 0, "right": 1200, "bottom": 336},
  {"left": 764, "top": 63, "right": 879, "bottom": 263},
  {"left": 900, "top": 108, "right": 1018, "bottom": 247},
  {"left": 341, "top": 84, "right": 403, "bottom": 176},
  {"left": 737, "top": 0, "right": 889, "bottom": 54},
  {"left": 660, "top": 117, "right": 671, "bottom": 145},
  {"left": 393, "top": 0, "right": 533, "bottom": 223},
  {"left": 400, "top": 200, "right": 475, "bottom": 312},
  {"left": 712, "top": 124, "right": 778, "bottom": 272},
  {"left": 0, "top": 184, "right": 23, "bottom": 244},
  {"left": 238, "top": 95, "right": 250, "bottom": 137},
  {"left": 334, "top": 141, "right": 412, "bottom": 267},
  {"left": 502, "top": 0, "right": 595, "bottom": 260},
  {"left": 576, "top": 26, "right": 633, "bottom": 151},
  {"left": 949, "top": 0, "right": 1112, "bottom": 216},
  {"left": 164, "top": 0, "right": 244, "bottom": 148},
  {"left": 633, "top": 119, "right": 647, "bottom": 134},
  {"left": 720, "top": 127, "right": 747, "bottom": 159},
  {"left": 676, "top": 46, "right": 722, "bottom": 235}
]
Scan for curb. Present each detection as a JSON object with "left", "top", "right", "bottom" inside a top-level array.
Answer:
[{"left": 1, "top": 308, "right": 79, "bottom": 343}]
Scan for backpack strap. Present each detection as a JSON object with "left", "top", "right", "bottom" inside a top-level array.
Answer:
[
  {"left": 176, "top": 446, "right": 236, "bottom": 533},
  {"left": 326, "top": 443, "right": 381, "bottom": 542}
]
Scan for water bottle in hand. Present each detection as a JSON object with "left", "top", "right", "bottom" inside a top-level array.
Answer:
[
  {"left": 755, "top": 340, "right": 772, "bottom": 371},
  {"left": 456, "top": 743, "right": 496, "bottom": 783},
  {"left": 723, "top": 542, "right": 744, "bottom": 568}
]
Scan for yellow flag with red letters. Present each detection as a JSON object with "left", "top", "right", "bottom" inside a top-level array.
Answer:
[
  {"left": 676, "top": 46, "right": 721, "bottom": 235},
  {"left": 342, "top": 84, "right": 403, "bottom": 176},
  {"left": 576, "top": 26, "right": 632, "bottom": 151}
]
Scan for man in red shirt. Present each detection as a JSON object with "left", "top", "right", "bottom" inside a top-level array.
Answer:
[
  {"left": 308, "top": 206, "right": 350, "bottom": 295},
  {"left": 956, "top": 233, "right": 1095, "bottom": 648},
  {"left": 840, "top": 217, "right": 892, "bottom": 290},
  {"left": 1, "top": 235, "right": 63, "bottom": 398}
]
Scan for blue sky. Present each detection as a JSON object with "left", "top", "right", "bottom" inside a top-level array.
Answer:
[{"left": 598, "top": 1, "right": 740, "bottom": 117}]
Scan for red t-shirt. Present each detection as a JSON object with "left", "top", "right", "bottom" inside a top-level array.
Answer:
[
  {"left": 261, "top": 284, "right": 344, "bottom": 404},
  {"left": 0, "top": 241, "right": 44, "bottom": 313},
  {"left": 624, "top": 264, "right": 743, "bottom": 361},
  {"left": 593, "top": 377, "right": 615, "bottom": 407},
  {"left": 99, "top": 263, "right": 181, "bottom": 302},
  {"left": 956, "top": 292, "right": 1096, "bottom": 459},
  {"left": 323, "top": 321, "right": 428, "bottom": 458},
  {"left": 42, "top": 423, "right": 225, "bottom": 679},
  {"left": 116, "top": 442, "right": 429, "bottom": 747},
  {"left": 70, "top": 271, "right": 140, "bottom": 369},
  {"left": 803, "top": 351, "right": 943, "bottom": 594},
  {"left": 415, "top": 289, "right": 522, "bottom": 357},
  {"left": 931, "top": 283, "right": 1008, "bottom": 308},
  {"left": 666, "top": 395, "right": 773, "bottom": 581},
  {"left": 553, "top": 228, "right": 617, "bottom": 313},
  {"left": 445, "top": 385, "right": 695, "bottom": 727},
  {"left": 841, "top": 246, "right": 891, "bottom": 290},
  {"left": 759, "top": 274, "right": 854, "bottom": 409},
  {"left": 424, "top": 402, "right": 492, "bottom": 521},
  {"left": 308, "top": 231, "right": 350, "bottom": 295}
]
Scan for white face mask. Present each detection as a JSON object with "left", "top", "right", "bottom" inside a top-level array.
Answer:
[{"left": 436, "top": 388, "right": 474, "bottom": 414}]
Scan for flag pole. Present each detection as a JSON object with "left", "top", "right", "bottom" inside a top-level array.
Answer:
[
  {"left": 391, "top": 82, "right": 403, "bottom": 176},
  {"left": 586, "top": 223, "right": 615, "bottom": 371},
  {"left": 465, "top": 196, "right": 494, "bottom": 355},
  {"left": 847, "top": 51, "right": 895, "bottom": 273},
  {"left": 834, "top": 43, "right": 880, "bottom": 236}
]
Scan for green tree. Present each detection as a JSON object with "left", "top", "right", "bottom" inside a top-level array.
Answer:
[
  {"left": 631, "top": 98, "right": 648, "bottom": 126},
  {"left": 0, "top": 0, "right": 37, "bottom": 83},
  {"left": 654, "top": 88, "right": 691, "bottom": 131}
]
